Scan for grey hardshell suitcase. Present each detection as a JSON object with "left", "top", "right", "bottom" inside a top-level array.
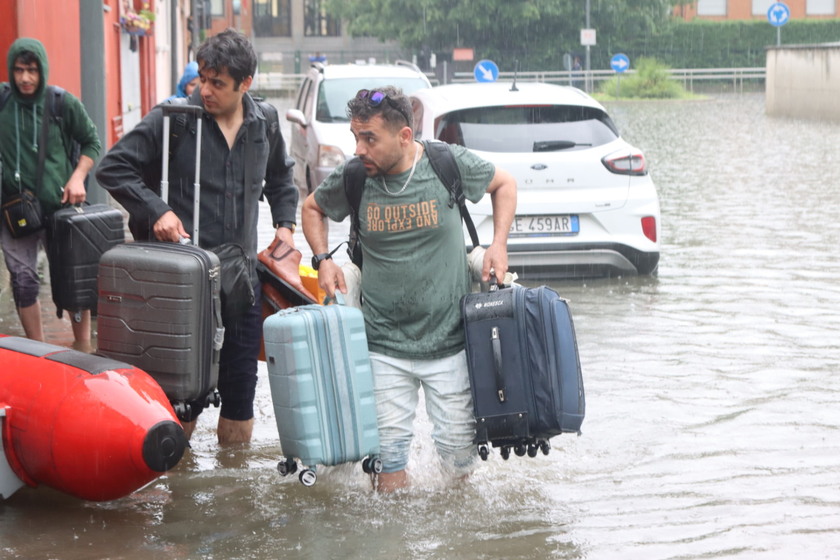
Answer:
[
  {"left": 263, "top": 297, "right": 381, "bottom": 486},
  {"left": 97, "top": 105, "right": 224, "bottom": 420},
  {"left": 47, "top": 203, "right": 125, "bottom": 319},
  {"left": 461, "top": 283, "right": 585, "bottom": 461}
]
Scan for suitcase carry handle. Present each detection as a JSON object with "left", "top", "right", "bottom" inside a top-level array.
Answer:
[
  {"left": 488, "top": 271, "right": 501, "bottom": 292},
  {"left": 323, "top": 291, "right": 347, "bottom": 306},
  {"left": 491, "top": 326, "right": 506, "bottom": 402},
  {"left": 161, "top": 107, "right": 203, "bottom": 244},
  {"left": 161, "top": 104, "right": 204, "bottom": 116}
]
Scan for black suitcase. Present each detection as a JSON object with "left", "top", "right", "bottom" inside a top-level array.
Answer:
[
  {"left": 461, "top": 283, "right": 585, "bottom": 461},
  {"left": 97, "top": 105, "right": 223, "bottom": 420},
  {"left": 46, "top": 203, "right": 125, "bottom": 319}
]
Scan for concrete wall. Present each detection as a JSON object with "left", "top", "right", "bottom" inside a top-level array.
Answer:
[{"left": 766, "top": 43, "right": 840, "bottom": 122}]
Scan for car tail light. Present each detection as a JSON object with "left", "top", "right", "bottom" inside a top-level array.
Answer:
[
  {"left": 641, "top": 216, "right": 657, "bottom": 242},
  {"left": 602, "top": 151, "right": 647, "bottom": 176}
]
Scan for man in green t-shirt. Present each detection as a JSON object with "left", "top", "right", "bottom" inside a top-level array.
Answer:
[{"left": 301, "top": 86, "right": 516, "bottom": 492}]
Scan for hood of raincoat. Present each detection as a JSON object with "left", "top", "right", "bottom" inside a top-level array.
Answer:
[
  {"left": 176, "top": 61, "right": 199, "bottom": 98},
  {"left": 6, "top": 37, "right": 49, "bottom": 104}
]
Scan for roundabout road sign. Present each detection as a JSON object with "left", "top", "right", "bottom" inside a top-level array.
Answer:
[{"left": 767, "top": 2, "right": 790, "bottom": 27}]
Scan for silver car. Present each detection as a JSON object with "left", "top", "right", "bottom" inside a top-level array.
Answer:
[{"left": 285, "top": 61, "right": 431, "bottom": 195}]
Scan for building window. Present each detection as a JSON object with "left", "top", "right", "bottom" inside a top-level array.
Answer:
[
  {"left": 697, "top": 0, "right": 726, "bottom": 16},
  {"left": 752, "top": 0, "right": 775, "bottom": 15},
  {"left": 254, "top": 0, "right": 291, "bottom": 37},
  {"left": 305, "top": 0, "right": 340, "bottom": 37},
  {"left": 210, "top": 0, "right": 224, "bottom": 16},
  {"left": 807, "top": 0, "right": 835, "bottom": 15}
]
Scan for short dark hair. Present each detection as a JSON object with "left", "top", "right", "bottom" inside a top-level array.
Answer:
[
  {"left": 196, "top": 28, "right": 257, "bottom": 90},
  {"left": 346, "top": 86, "right": 413, "bottom": 132},
  {"left": 14, "top": 51, "right": 39, "bottom": 68}
]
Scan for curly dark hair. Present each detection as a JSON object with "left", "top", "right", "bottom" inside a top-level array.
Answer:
[
  {"left": 196, "top": 28, "right": 257, "bottom": 90},
  {"left": 346, "top": 86, "right": 413, "bottom": 132}
]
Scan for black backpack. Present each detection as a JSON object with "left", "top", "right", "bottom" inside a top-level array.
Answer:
[
  {"left": 0, "top": 83, "right": 82, "bottom": 171},
  {"left": 343, "top": 140, "right": 480, "bottom": 268}
]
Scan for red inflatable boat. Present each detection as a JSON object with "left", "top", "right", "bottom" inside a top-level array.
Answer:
[{"left": 0, "top": 335, "right": 187, "bottom": 501}]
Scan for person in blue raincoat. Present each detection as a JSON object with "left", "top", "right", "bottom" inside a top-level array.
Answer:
[{"left": 165, "top": 61, "right": 199, "bottom": 102}]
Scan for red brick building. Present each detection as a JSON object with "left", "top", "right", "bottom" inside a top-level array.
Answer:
[{"left": 675, "top": 0, "right": 840, "bottom": 21}]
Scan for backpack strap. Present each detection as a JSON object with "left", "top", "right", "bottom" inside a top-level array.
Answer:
[
  {"left": 0, "top": 83, "right": 11, "bottom": 112},
  {"left": 46, "top": 85, "right": 81, "bottom": 169},
  {"left": 343, "top": 157, "right": 368, "bottom": 267},
  {"left": 34, "top": 87, "right": 58, "bottom": 194},
  {"left": 421, "top": 140, "right": 480, "bottom": 249},
  {"left": 48, "top": 85, "right": 66, "bottom": 124}
]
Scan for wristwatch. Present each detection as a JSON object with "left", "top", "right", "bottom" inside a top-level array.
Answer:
[
  {"left": 311, "top": 252, "right": 332, "bottom": 270},
  {"left": 276, "top": 221, "right": 296, "bottom": 233}
]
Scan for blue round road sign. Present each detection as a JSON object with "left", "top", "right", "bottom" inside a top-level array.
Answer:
[
  {"left": 767, "top": 2, "right": 790, "bottom": 27},
  {"left": 474, "top": 60, "right": 499, "bottom": 83},
  {"left": 610, "top": 53, "right": 630, "bottom": 73}
]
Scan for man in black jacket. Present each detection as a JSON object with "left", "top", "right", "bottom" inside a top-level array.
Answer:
[{"left": 96, "top": 29, "right": 297, "bottom": 444}]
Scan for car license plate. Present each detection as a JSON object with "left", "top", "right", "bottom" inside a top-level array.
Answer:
[{"left": 509, "top": 215, "right": 579, "bottom": 237}]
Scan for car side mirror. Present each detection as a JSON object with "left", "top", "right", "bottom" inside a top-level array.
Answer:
[{"left": 285, "top": 108, "right": 307, "bottom": 127}]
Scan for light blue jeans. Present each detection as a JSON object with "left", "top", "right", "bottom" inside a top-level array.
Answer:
[{"left": 370, "top": 350, "right": 477, "bottom": 475}]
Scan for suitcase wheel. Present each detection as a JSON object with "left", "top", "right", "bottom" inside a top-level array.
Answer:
[
  {"left": 514, "top": 443, "right": 527, "bottom": 457},
  {"left": 205, "top": 390, "right": 221, "bottom": 408},
  {"left": 277, "top": 457, "right": 298, "bottom": 477},
  {"left": 478, "top": 444, "right": 489, "bottom": 461},
  {"left": 539, "top": 440, "right": 551, "bottom": 456},
  {"left": 172, "top": 402, "right": 191, "bottom": 422},
  {"left": 362, "top": 456, "right": 383, "bottom": 474},
  {"left": 527, "top": 444, "right": 539, "bottom": 458},
  {"left": 299, "top": 469, "right": 317, "bottom": 487},
  {"left": 500, "top": 447, "right": 511, "bottom": 461}
]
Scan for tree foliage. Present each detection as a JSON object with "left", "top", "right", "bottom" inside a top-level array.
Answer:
[{"left": 325, "top": 0, "right": 683, "bottom": 70}]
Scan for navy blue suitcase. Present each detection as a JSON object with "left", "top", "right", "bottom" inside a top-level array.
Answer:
[{"left": 461, "top": 284, "right": 584, "bottom": 460}]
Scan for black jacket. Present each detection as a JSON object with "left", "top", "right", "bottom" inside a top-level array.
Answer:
[{"left": 95, "top": 90, "right": 296, "bottom": 278}]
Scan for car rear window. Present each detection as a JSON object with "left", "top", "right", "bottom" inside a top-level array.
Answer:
[
  {"left": 316, "top": 77, "right": 430, "bottom": 122},
  {"left": 433, "top": 105, "right": 620, "bottom": 153}
]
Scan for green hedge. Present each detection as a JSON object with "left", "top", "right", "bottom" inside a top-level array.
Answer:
[
  {"left": 500, "top": 19, "right": 840, "bottom": 72},
  {"left": 597, "top": 20, "right": 840, "bottom": 69}
]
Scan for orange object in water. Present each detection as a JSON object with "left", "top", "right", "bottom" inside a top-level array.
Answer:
[{"left": 0, "top": 336, "right": 186, "bottom": 502}]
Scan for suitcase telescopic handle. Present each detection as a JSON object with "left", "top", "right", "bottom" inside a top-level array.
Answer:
[
  {"left": 161, "top": 105, "right": 203, "bottom": 244},
  {"left": 161, "top": 105, "right": 204, "bottom": 116},
  {"left": 491, "top": 326, "right": 506, "bottom": 402}
]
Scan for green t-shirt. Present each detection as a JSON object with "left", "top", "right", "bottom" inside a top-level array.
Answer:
[{"left": 314, "top": 143, "right": 495, "bottom": 359}]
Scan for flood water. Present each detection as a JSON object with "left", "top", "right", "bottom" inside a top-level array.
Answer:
[{"left": 1, "top": 92, "right": 839, "bottom": 559}]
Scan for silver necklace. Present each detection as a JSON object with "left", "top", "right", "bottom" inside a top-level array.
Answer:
[{"left": 381, "top": 142, "right": 420, "bottom": 196}]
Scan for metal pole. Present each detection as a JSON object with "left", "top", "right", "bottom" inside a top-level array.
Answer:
[
  {"left": 585, "top": 0, "right": 591, "bottom": 93},
  {"left": 171, "top": 0, "right": 180, "bottom": 91},
  {"left": 79, "top": 0, "right": 107, "bottom": 203},
  {"left": 191, "top": 0, "right": 201, "bottom": 58}
]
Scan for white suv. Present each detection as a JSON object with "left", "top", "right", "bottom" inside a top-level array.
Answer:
[
  {"left": 285, "top": 61, "right": 432, "bottom": 195},
  {"left": 411, "top": 82, "right": 660, "bottom": 279}
]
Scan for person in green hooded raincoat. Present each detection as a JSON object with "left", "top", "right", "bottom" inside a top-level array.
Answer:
[{"left": 0, "top": 38, "right": 101, "bottom": 350}]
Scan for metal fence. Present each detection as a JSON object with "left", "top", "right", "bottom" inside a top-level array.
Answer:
[{"left": 251, "top": 67, "right": 766, "bottom": 98}]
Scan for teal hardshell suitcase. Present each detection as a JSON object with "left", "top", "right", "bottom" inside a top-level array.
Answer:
[{"left": 263, "top": 300, "right": 380, "bottom": 486}]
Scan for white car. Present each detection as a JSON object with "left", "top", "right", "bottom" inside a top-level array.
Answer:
[
  {"left": 285, "top": 61, "right": 432, "bottom": 195},
  {"left": 410, "top": 82, "right": 660, "bottom": 278}
]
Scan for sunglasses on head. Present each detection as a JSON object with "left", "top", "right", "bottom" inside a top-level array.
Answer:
[{"left": 356, "top": 89, "right": 411, "bottom": 127}]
